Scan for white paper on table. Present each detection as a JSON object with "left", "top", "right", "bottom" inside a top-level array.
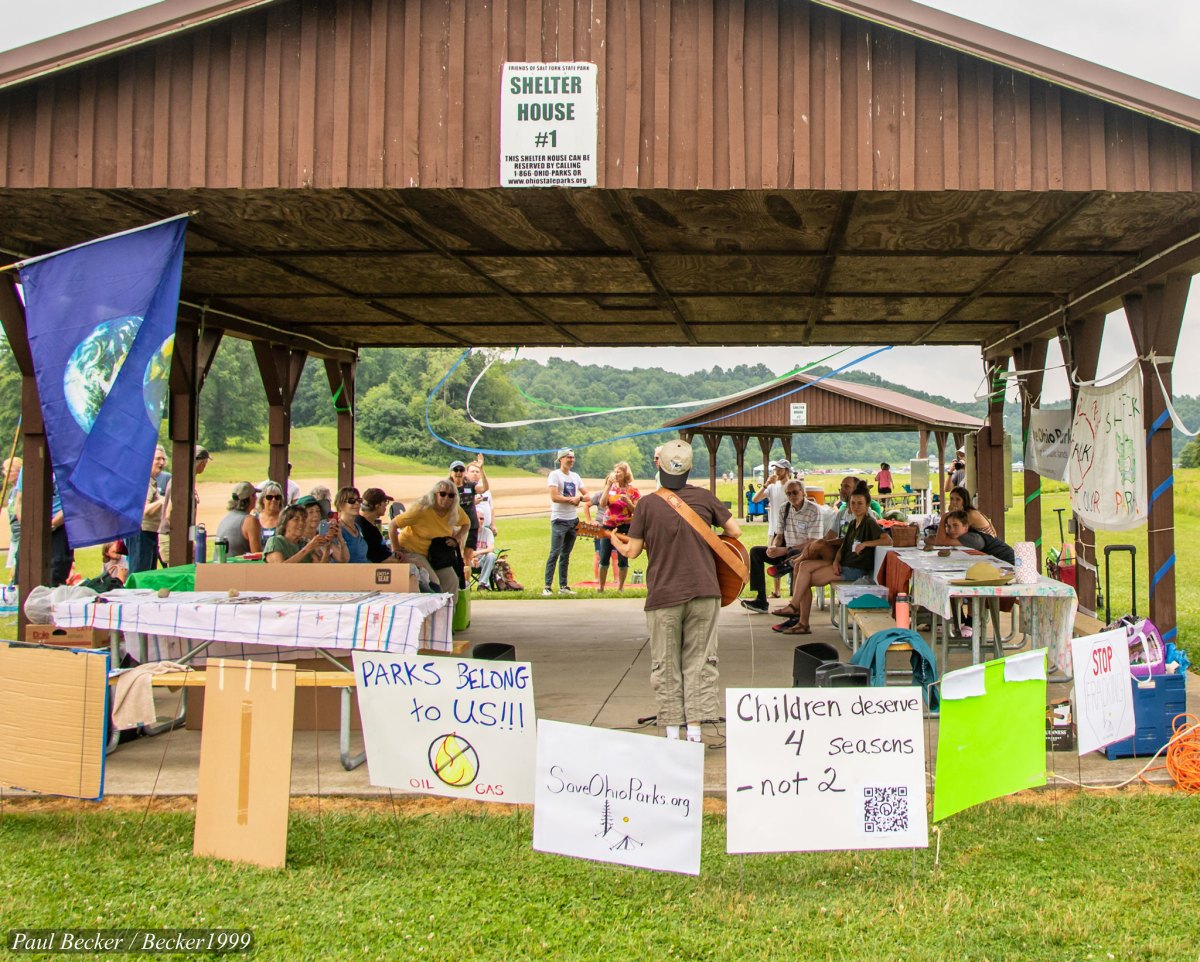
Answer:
[
  {"left": 533, "top": 720, "right": 704, "bottom": 875},
  {"left": 1070, "top": 628, "right": 1136, "bottom": 755}
]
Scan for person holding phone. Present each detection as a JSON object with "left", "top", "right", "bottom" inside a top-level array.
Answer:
[{"left": 265, "top": 505, "right": 334, "bottom": 564}]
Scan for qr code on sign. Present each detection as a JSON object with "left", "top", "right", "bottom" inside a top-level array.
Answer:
[{"left": 862, "top": 786, "right": 908, "bottom": 833}]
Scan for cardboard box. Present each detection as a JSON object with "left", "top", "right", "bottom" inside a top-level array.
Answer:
[
  {"left": 194, "top": 562, "right": 416, "bottom": 593},
  {"left": 26, "top": 625, "right": 111, "bottom": 648},
  {"left": 1046, "top": 698, "right": 1075, "bottom": 751},
  {"left": 0, "top": 642, "right": 109, "bottom": 798}
]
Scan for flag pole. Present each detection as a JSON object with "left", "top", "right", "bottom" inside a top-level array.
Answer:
[
  {"left": 0, "top": 210, "right": 198, "bottom": 274},
  {"left": 0, "top": 415, "right": 22, "bottom": 560}
]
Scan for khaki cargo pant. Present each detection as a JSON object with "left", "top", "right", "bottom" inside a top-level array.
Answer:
[{"left": 646, "top": 596, "right": 721, "bottom": 727}]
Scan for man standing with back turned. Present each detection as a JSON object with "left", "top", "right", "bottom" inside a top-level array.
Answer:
[{"left": 612, "top": 439, "right": 741, "bottom": 743}]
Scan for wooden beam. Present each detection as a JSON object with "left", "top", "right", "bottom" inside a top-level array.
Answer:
[
  {"left": 702, "top": 433, "right": 721, "bottom": 492},
  {"left": 732, "top": 434, "right": 748, "bottom": 520},
  {"left": 254, "top": 341, "right": 308, "bottom": 495},
  {"left": 1012, "top": 338, "right": 1049, "bottom": 571},
  {"left": 0, "top": 279, "right": 50, "bottom": 637},
  {"left": 802, "top": 192, "right": 857, "bottom": 343},
  {"left": 1059, "top": 311, "right": 1105, "bottom": 615},
  {"left": 1126, "top": 274, "right": 1191, "bottom": 643},
  {"left": 324, "top": 358, "right": 356, "bottom": 491}
]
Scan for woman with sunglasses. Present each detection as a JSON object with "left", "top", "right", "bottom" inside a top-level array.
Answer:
[
  {"left": 388, "top": 479, "right": 470, "bottom": 592},
  {"left": 255, "top": 481, "right": 285, "bottom": 540},
  {"left": 265, "top": 504, "right": 333, "bottom": 564},
  {"left": 333, "top": 486, "right": 370, "bottom": 563}
]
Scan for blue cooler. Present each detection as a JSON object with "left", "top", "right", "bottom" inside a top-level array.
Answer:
[{"left": 1105, "top": 673, "right": 1187, "bottom": 760}]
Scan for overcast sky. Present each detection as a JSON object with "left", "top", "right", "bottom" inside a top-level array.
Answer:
[{"left": 5, "top": 0, "right": 1199, "bottom": 404}]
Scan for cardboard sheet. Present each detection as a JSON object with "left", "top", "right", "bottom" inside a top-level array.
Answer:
[
  {"left": 0, "top": 642, "right": 109, "bottom": 799},
  {"left": 193, "top": 659, "right": 296, "bottom": 868}
]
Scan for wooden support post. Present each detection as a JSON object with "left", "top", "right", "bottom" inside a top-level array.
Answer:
[
  {"left": 0, "top": 280, "right": 51, "bottom": 638},
  {"left": 918, "top": 429, "right": 928, "bottom": 459},
  {"left": 781, "top": 435, "right": 793, "bottom": 466},
  {"left": 934, "top": 430, "right": 947, "bottom": 513},
  {"left": 732, "top": 435, "right": 748, "bottom": 520},
  {"left": 253, "top": 342, "right": 308, "bottom": 495},
  {"left": 975, "top": 354, "right": 1008, "bottom": 540},
  {"left": 757, "top": 435, "right": 773, "bottom": 480},
  {"left": 324, "top": 358, "right": 356, "bottom": 492},
  {"left": 1060, "top": 312, "right": 1105, "bottom": 615},
  {"left": 702, "top": 433, "right": 721, "bottom": 492},
  {"left": 1126, "top": 275, "right": 1190, "bottom": 643},
  {"left": 166, "top": 321, "right": 223, "bottom": 566},
  {"left": 1013, "top": 339, "right": 1049, "bottom": 572}
]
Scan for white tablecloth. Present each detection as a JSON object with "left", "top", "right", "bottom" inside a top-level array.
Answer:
[
  {"left": 55, "top": 590, "right": 455, "bottom": 663},
  {"left": 904, "top": 553, "right": 1077, "bottom": 673}
]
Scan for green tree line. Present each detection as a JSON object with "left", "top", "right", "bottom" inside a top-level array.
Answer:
[{"left": 3, "top": 336, "right": 1200, "bottom": 472}]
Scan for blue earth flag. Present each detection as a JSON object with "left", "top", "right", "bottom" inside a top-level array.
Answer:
[{"left": 17, "top": 216, "right": 188, "bottom": 549}]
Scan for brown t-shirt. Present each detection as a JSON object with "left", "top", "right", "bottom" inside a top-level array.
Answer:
[{"left": 628, "top": 486, "right": 733, "bottom": 611}]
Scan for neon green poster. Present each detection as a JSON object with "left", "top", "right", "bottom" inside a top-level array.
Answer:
[{"left": 933, "top": 651, "right": 1046, "bottom": 822}]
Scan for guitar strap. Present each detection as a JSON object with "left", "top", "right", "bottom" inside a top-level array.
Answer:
[{"left": 653, "top": 487, "right": 749, "bottom": 582}]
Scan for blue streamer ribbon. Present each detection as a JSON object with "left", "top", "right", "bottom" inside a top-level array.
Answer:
[
  {"left": 1149, "top": 553, "right": 1175, "bottom": 596},
  {"left": 424, "top": 346, "right": 895, "bottom": 457}
]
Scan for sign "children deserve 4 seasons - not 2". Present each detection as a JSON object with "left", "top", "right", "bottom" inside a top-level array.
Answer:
[{"left": 500, "top": 63, "right": 597, "bottom": 188}]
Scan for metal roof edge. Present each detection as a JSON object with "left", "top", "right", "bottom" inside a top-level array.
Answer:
[
  {"left": 0, "top": 0, "right": 280, "bottom": 92},
  {"left": 812, "top": 0, "right": 1200, "bottom": 135}
]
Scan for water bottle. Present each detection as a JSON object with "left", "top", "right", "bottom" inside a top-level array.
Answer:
[
  {"left": 193, "top": 524, "right": 207, "bottom": 564},
  {"left": 895, "top": 592, "right": 911, "bottom": 630},
  {"left": 213, "top": 537, "right": 228, "bottom": 564}
]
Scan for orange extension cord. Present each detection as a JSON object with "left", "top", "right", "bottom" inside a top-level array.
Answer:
[{"left": 1163, "top": 713, "right": 1200, "bottom": 793}]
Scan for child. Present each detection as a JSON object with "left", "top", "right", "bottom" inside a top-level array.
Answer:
[
  {"left": 876, "top": 463, "right": 893, "bottom": 495},
  {"left": 102, "top": 540, "right": 129, "bottom": 584}
]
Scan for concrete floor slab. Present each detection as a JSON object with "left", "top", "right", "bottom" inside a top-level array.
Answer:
[{"left": 92, "top": 597, "right": 1191, "bottom": 798}]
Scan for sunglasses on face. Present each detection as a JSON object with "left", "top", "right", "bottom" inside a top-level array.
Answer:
[
  {"left": 451, "top": 468, "right": 466, "bottom": 474},
  {"left": 437, "top": 492, "right": 455, "bottom": 499},
  {"left": 342, "top": 497, "right": 361, "bottom": 505},
  {"left": 262, "top": 494, "right": 282, "bottom": 501}
]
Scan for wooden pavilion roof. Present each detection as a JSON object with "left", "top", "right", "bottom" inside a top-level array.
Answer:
[
  {"left": 1, "top": 0, "right": 1198, "bottom": 360},
  {"left": 662, "top": 370, "right": 984, "bottom": 435}
]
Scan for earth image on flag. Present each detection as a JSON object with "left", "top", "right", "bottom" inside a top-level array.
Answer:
[
  {"left": 63, "top": 315, "right": 142, "bottom": 432},
  {"left": 63, "top": 317, "right": 173, "bottom": 432}
]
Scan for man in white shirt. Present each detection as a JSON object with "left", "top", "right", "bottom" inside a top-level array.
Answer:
[
  {"left": 258, "top": 461, "right": 301, "bottom": 504},
  {"left": 544, "top": 448, "right": 588, "bottom": 596},
  {"left": 752, "top": 460, "right": 792, "bottom": 538},
  {"left": 741, "top": 479, "right": 824, "bottom": 612}
]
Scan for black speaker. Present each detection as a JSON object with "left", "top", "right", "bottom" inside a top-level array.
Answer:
[
  {"left": 792, "top": 642, "right": 840, "bottom": 687},
  {"left": 471, "top": 642, "right": 516, "bottom": 661},
  {"left": 814, "top": 662, "right": 870, "bottom": 688}
]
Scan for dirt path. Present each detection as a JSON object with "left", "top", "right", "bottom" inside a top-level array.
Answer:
[{"left": 192, "top": 472, "right": 662, "bottom": 529}]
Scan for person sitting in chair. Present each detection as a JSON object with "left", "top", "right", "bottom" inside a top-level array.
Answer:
[
  {"left": 769, "top": 486, "right": 891, "bottom": 635},
  {"left": 740, "top": 480, "right": 823, "bottom": 613}
]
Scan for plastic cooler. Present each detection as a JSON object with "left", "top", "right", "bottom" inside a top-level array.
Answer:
[{"left": 1104, "top": 673, "right": 1187, "bottom": 760}]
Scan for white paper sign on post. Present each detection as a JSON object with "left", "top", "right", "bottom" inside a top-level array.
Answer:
[
  {"left": 725, "top": 688, "right": 928, "bottom": 853},
  {"left": 352, "top": 652, "right": 537, "bottom": 803},
  {"left": 500, "top": 63, "right": 597, "bottom": 187},
  {"left": 1070, "top": 627, "right": 1136, "bottom": 755},
  {"left": 533, "top": 720, "right": 704, "bottom": 876},
  {"left": 1069, "top": 364, "right": 1147, "bottom": 530},
  {"left": 1025, "top": 407, "right": 1072, "bottom": 482}
]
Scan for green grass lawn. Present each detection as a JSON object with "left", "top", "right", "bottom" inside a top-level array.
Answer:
[{"left": 1, "top": 792, "right": 1197, "bottom": 961}]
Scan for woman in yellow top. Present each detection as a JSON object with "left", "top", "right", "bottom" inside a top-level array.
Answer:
[{"left": 388, "top": 478, "right": 470, "bottom": 593}]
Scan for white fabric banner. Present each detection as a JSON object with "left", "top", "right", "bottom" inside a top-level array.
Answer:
[
  {"left": 532, "top": 720, "right": 704, "bottom": 875},
  {"left": 1069, "top": 365, "right": 1148, "bottom": 531},
  {"left": 1070, "top": 627, "right": 1136, "bottom": 756},
  {"left": 1024, "top": 407, "right": 1072, "bottom": 482}
]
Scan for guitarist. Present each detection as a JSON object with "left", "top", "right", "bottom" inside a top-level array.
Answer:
[{"left": 612, "top": 440, "right": 741, "bottom": 744}]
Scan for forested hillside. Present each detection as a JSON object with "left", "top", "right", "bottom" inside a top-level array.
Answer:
[{"left": 1, "top": 339, "right": 1196, "bottom": 471}]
